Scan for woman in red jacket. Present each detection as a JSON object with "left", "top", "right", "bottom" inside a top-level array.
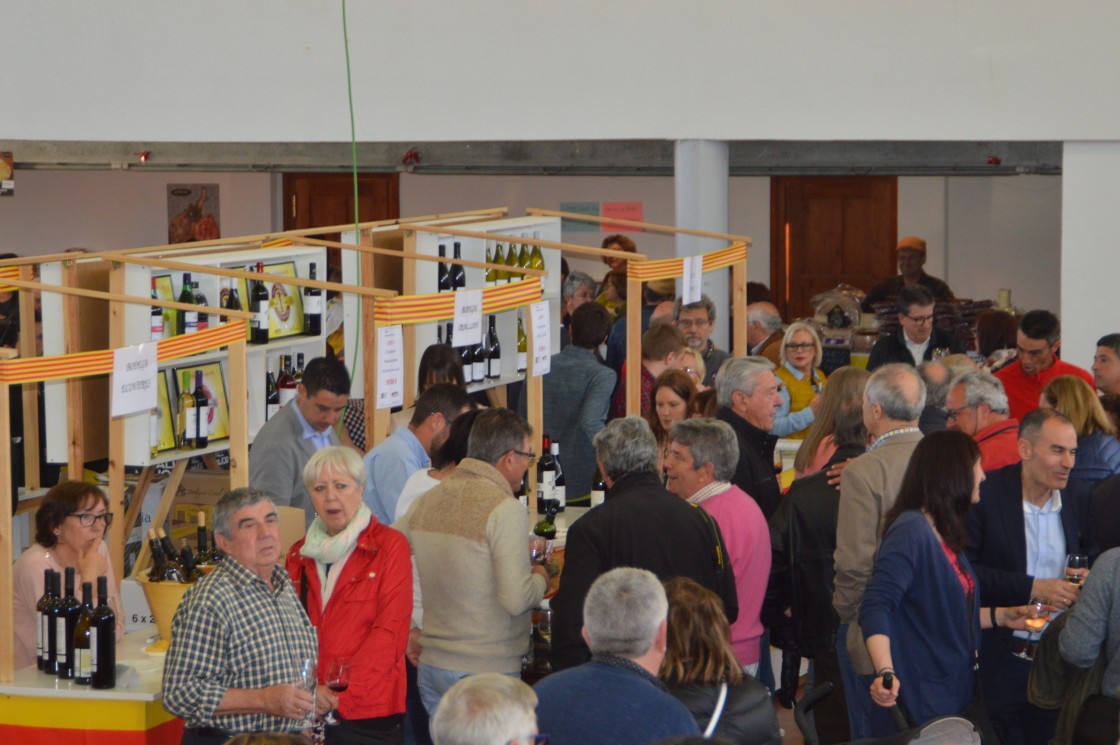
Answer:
[{"left": 287, "top": 446, "right": 412, "bottom": 745}]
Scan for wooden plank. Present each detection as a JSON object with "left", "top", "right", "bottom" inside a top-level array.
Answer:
[
  {"left": 227, "top": 339, "right": 249, "bottom": 489},
  {"left": 120, "top": 467, "right": 156, "bottom": 548},
  {"left": 524, "top": 310, "right": 543, "bottom": 515},
  {"left": 526, "top": 207, "right": 753, "bottom": 245},
  {"left": 625, "top": 277, "right": 643, "bottom": 415},
  {"left": 130, "top": 458, "right": 187, "bottom": 579},
  {"left": 17, "top": 265, "right": 40, "bottom": 489},
  {"left": 485, "top": 386, "right": 507, "bottom": 409},
  {"left": 0, "top": 382, "right": 12, "bottom": 682},
  {"left": 361, "top": 231, "right": 381, "bottom": 448},
  {"left": 731, "top": 261, "right": 748, "bottom": 357},
  {"left": 62, "top": 261, "right": 85, "bottom": 477},
  {"left": 107, "top": 262, "right": 127, "bottom": 584}
]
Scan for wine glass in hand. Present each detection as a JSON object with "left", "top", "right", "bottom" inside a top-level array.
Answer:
[
  {"left": 1017, "top": 596, "right": 1050, "bottom": 658},
  {"left": 293, "top": 657, "right": 318, "bottom": 730},
  {"left": 324, "top": 656, "right": 352, "bottom": 726},
  {"left": 1066, "top": 554, "right": 1089, "bottom": 588}
]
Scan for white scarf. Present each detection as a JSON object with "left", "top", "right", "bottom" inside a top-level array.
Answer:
[{"left": 300, "top": 504, "right": 372, "bottom": 608}]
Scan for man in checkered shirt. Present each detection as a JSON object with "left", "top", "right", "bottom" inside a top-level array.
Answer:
[{"left": 163, "top": 488, "right": 320, "bottom": 745}]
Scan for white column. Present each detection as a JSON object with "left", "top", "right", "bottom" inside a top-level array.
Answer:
[
  {"left": 674, "top": 140, "right": 730, "bottom": 350},
  {"left": 1060, "top": 142, "right": 1120, "bottom": 371}
]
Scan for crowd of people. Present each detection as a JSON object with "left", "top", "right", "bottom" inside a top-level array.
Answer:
[{"left": 12, "top": 232, "right": 1120, "bottom": 745}]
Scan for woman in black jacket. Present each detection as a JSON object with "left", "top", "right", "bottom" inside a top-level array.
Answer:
[{"left": 660, "top": 577, "right": 782, "bottom": 745}]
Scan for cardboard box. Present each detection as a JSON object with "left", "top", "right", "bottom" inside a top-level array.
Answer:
[{"left": 168, "top": 471, "right": 230, "bottom": 545}]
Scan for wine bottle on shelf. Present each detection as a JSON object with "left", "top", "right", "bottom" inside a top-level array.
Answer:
[
  {"left": 533, "top": 499, "right": 558, "bottom": 540},
  {"left": 451, "top": 242, "right": 466, "bottom": 290},
  {"left": 590, "top": 466, "right": 607, "bottom": 508},
  {"left": 445, "top": 322, "right": 453, "bottom": 349},
  {"left": 179, "top": 543, "right": 203, "bottom": 582},
  {"left": 36, "top": 568, "right": 56, "bottom": 670},
  {"left": 250, "top": 261, "right": 270, "bottom": 344},
  {"left": 177, "top": 370, "right": 196, "bottom": 450},
  {"left": 57, "top": 567, "right": 81, "bottom": 679},
  {"left": 518, "top": 237, "right": 531, "bottom": 273},
  {"left": 530, "top": 231, "right": 545, "bottom": 271},
  {"left": 150, "top": 278, "right": 165, "bottom": 341},
  {"left": 460, "top": 340, "right": 475, "bottom": 385},
  {"left": 551, "top": 439, "right": 566, "bottom": 512},
  {"left": 484, "top": 245, "right": 496, "bottom": 287},
  {"left": 436, "top": 324, "right": 443, "bottom": 346},
  {"left": 193, "top": 369, "right": 210, "bottom": 449},
  {"left": 295, "top": 353, "right": 305, "bottom": 385},
  {"left": 277, "top": 355, "right": 297, "bottom": 407},
  {"left": 516, "top": 474, "right": 528, "bottom": 509},
  {"left": 73, "top": 581, "right": 94, "bottom": 685},
  {"left": 493, "top": 243, "right": 508, "bottom": 285},
  {"left": 265, "top": 365, "right": 280, "bottom": 421},
  {"left": 44, "top": 570, "right": 63, "bottom": 674},
  {"left": 486, "top": 315, "right": 502, "bottom": 379},
  {"left": 226, "top": 275, "right": 242, "bottom": 312},
  {"left": 472, "top": 332, "right": 487, "bottom": 383},
  {"left": 90, "top": 575, "right": 116, "bottom": 690},
  {"left": 536, "top": 435, "right": 557, "bottom": 514},
  {"left": 437, "top": 244, "right": 451, "bottom": 293},
  {"left": 304, "top": 264, "right": 322, "bottom": 336},
  {"left": 505, "top": 240, "right": 520, "bottom": 281},
  {"left": 517, "top": 314, "right": 528, "bottom": 373},
  {"left": 193, "top": 281, "right": 210, "bottom": 331},
  {"left": 195, "top": 512, "right": 221, "bottom": 570},
  {"left": 157, "top": 528, "right": 187, "bottom": 583},
  {"left": 176, "top": 273, "right": 197, "bottom": 335}
]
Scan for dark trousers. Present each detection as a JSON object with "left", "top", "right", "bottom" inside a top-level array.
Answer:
[
  {"left": 810, "top": 650, "right": 851, "bottom": 745},
  {"left": 181, "top": 729, "right": 233, "bottom": 745},
  {"left": 326, "top": 715, "right": 404, "bottom": 745},
  {"left": 402, "top": 659, "right": 433, "bottom": 745},
  {"left": 985, "top": 647, "right": 1059, "bottom": 745}
]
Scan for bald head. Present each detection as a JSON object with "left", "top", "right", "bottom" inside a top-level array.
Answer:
[{"left": 747, "top": 302, "right": 783, "bottom": 347}]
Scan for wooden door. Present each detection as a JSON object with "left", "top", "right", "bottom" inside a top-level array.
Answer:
[
  {"left": 770, "top": 177, "right": 897, "bottom": 320},
  {"left": 282, "top": 173, "right": 400, "bottom": 279}
]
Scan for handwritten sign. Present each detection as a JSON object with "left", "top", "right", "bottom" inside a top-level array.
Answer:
[
  {"left": 376, "top": 325, "right": 404, "bottom": 409},
  {"left": 682, "top": 255, "right": 703, "bottom": 305},
  {"left": 601, "top": 201, "right": 644, "bottom": 233},
  {"left": 111, "top": 343, "right": 158, "bottom": 417},
  {"left": 530, "top": 301, "right": 551, "bottom": 376},
  {"left": 453, "top": 289, "right": 483, "bottom": 347}
]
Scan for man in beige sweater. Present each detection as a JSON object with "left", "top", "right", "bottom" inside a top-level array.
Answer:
[{"left": 396, "top": 408, "right": 549, "bottom": 717}]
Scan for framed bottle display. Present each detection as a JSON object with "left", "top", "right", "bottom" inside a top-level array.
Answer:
[{"left": 172, "top": 362, "right": 230, "bottom": 442}]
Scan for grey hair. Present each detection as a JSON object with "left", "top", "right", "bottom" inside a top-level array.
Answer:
[
  {"left": 864, "top": 363, "right": 926, "bottom": 421},
  {"left": 715, "top": 356, "right": 776, "bottom": 409},
  {"left": 673, "top": 294, "right": 716, "bottom": 323},
  {"left": 430, "top": 674, "right": 538, "bottom": 745},
  {"left": 303, "top": 445, "right": 367, "bottom": 492},
  {"left": 583, "top": 567, "right": 668, "bottom": 658},
  {"left": 953, "top": 370, "right": 1010, "bottom": 415},
  {"left": 467, "top": 408, "right": 533, "bottom": 465},
  {"left": 747, "top": 304, "right": 783, "bottom": 333},
  {"left": 593, "top": 416, "right": 658, "bottom": 481},
  {"left": 212, "top": 487, "right": 274, "bottom": 541},
  {"left": 917, "top": 360, "right": 952, "bottom": 408},
  {"left": 1019, "top": 407, "right": 1074, "bottom": 442},
  {"left": 562, "top": 271, "right": 597, "bottom": 303},
  {"left": 668, "top": 419, "right": 740, "bottom": 482}
]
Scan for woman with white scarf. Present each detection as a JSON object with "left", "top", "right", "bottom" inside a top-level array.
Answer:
[{"left": 286, "top": 446, "right": 413, "bottom": 745}]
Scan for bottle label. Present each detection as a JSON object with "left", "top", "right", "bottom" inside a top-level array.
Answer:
[
  {"left": 304, "top": 295, "right": 322, "bottom": 314},
  {"left": 197, "top": 316, "right": 209, "bottom": 332},
  {"left": 517, "top": 352, "right": 527, "bottom": 371},
  {"left": 463, "top": 364, "right": 474, "bottom": 384},
  {"left": 485, "top": 280, "right": 495, "bottom": 288},
  {"left": 590, "top": 489, "right": 606, "bottom": 508},
  {"left": 90, "top": 628, "right": 98, "bottom": 671},
  {"left": 185, "top": 412, "right": 198, "bottom": 439},
  {"left": 518, "top": 494, "right": 528, "bottom": 508},
  {"left": 197, "top": 405, "right": 210, "bottom": 437},
  {"left": 151, "top": 317, "right": 164, "bottom": 340},
  {"left": 472, "top": 360, "right": 486, "bottom": 380},
  {"left": 555, "top": 485, "right": 566, "bottom": 508},
  {"left": 184, "top": 311, "right": 198, "bottom": 334},
  {"left": 489, "top": 358, "right": 502, "bottom": 378},
  {"left": 38, "top": 614, "right": 45, "bottom": 657},
  {"left": 56, "top": 618, "right": 67, "bottom": 658},
  {"left": 266, "top": 403, "right": 280, "bottom": 421},
  {"left": 278, "top": 388, "right": 297, "bottom": 407},
  {"left": 539, "top": 474, "right": 556, "bottom": 502},
  {"left": 77, "top": 648, "right": 91, "bottom": 680},
  {"left": 252, "top": 307, "right": 268, "bottom": 330}
]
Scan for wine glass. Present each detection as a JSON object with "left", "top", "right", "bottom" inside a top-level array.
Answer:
[
  {"left": 1066, "top": 554, "right": 1089, "bottom": 588},
  {"left": 323, "top": 656, "right": 352, "bottom": 726},
  {"left": 294, "top": 657, "right": 318, "bottom": 730},
  {"left": 1017, "top": 596, "right": 1050, "bottom": 659},
  {"left": 528, "top": 535, "right": 551, "bottom": 565}
]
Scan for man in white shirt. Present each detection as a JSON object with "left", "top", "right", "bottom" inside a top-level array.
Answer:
[{"left": 867, "top": 284, "right": 960, "bottom": 371}]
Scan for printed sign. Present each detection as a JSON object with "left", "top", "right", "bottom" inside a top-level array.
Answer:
[
  {"left": 376, "top": 325, "right": 405, "bottom": 409},
  {"left": 112, "top": 343, "right": 159, "bottom": 417},
  {"left": 452, "top": 289, "right": 483, "bottom": 347},
  {"left": 530, "top": 301, "right": 551, "bottom": 376}
]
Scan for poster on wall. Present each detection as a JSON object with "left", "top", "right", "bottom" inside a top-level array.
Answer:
[
  {"left": 167, "top": 184, "right": 221, "bottom": 243},
  {"left": 0, "top": 151, "right": 13, "bottom": 196}
]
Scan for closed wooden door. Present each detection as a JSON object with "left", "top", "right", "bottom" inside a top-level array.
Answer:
[{"left": 770, "top": 176, "right": 897, "bottom": 320}]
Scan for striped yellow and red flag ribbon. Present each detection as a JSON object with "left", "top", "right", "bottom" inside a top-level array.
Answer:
[
  {"left": 626, "top": 244, "right": 748, "bottom": 282},
  {"left": 0, "top": 265, "right": 19, "bottom": 293},
  {"left": 374, "top": 278, "right": 542, "bottom": 326},
  {"left": 0, "top": 321, "right": 248, "bottom": 385}
]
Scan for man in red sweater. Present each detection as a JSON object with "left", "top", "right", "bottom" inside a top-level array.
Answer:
[
  {"left": 995, "top": 309, "right": 1093, "bottom": 420},
  {"left": 946, "top": 370, "right": 1020, "bottom": 471}
]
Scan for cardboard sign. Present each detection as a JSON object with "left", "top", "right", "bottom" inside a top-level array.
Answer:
[
  {"left": 111, "top": 342, "right": 158, "bottom": 417},
  {"left": 376, "top": 325, "right": 404, "bottom": 409},
  {"left": 682, "top": 255, "right": 703, "bottom": 305},
  {"left": 453, "top": 289, "right": 483, "bottom": 347},
  {"left": 530, "top": 301, "right": 551, "bottom": 376}
]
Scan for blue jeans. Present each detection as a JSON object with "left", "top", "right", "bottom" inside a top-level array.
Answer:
[
  {"left": 417, "top": 664, "right": 520, "bottom": 717},
  {"left": 835, "top": 623, "right": 896, "bottom": 739},
  {"left": 755, "top": 629, "right": 775, "bottom": 693}
]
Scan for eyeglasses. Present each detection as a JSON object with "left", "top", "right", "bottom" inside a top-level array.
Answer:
[
  {"left": 944, "top": 405, "right": 973, "bottom": 422},
  {"left": 510, "top": 449, "right": 537, "bottom": 466},
  {"left": 676, "top": 318, "right": 709, "bottom": 330},
  {"left": 785, "top": 342, "right": 815, "bottom": 351},
  {"left": 68, "top": 512, "right": 114, "bottom": 527},
  {"left": 904, "top": 314, "right": 934, "bottom": 325}
]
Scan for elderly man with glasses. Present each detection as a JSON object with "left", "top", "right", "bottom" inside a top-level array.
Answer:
[
  {"left": 867, "top": 284, "right": 961, "bottom": 372},
  {"left": 945, "top": 369, "right": 1021, "bottom": 471}
]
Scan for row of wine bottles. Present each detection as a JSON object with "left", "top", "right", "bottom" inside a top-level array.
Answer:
[
  {"left": 35, "top": 568, "right": 116, "bottom": 689},
  {"left": 147, "top": 513, "right": 223, "bottom": 583},
  {"left": 265, "top": 353, "right": 305, "bottom": 422},
  {"left": 436, "top": 314, "right": 529, "bottom": 386},
  {"left": 173, "top": 369, "right": 213, "bottom": 451},
  {"left": 436, "top": 234, "right": 545, "bottom": 292},
  {"left": 150, "top": 263, "right": 322, "bottom": 343}
]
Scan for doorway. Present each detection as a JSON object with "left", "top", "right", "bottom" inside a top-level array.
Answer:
[{"left": 770, "top": 176, "right": 897, "bottom": 320}]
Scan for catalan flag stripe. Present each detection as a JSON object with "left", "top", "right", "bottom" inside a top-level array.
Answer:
[
  {"left": 627, "top": 245, "right": 747, "bottom": 281},
  {"left": 374, "top": 279, "right": 542, "bottom": 326},
  {"left": 0, "top": 265, "right": 19, "bottom": 293}
]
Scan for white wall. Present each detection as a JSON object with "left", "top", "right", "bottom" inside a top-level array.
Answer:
[
  {"left": 6, "top": 2, "right": 1120, "bottom": 142},
  {"left": 0, "top": 171, "right": 273, "bottom": 256}
]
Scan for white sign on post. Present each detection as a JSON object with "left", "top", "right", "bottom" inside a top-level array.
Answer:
[
  {"left": 111, "top": 343, "right": 158, "bottom": 417},
  {"left": 376, "top": 325, "right": 405, "bottom": 409},
  {"left": 452, "top": 289, "right": 483, "bottom": 347},
  {"left": 682, "top": 255, "right": 703, "bottom": 306},
  {"left": 530, "top": 301, "right": 551, "bottom": 376}
]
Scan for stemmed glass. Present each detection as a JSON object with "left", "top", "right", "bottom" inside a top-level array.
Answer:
[
  {"left": 1066, "top": 554, "right": 1089, "bottom": 588},
  {"left": 324, "top": 656, "right": 352, "bottom": 726},
  {"left": 294, "top": 657, "right": 318, "bottom": 731},
  {"left": 1016, "top": 596, "right": 1050, "bottom": 659}
]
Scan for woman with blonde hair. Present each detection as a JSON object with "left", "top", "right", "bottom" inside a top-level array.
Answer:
[
  {"left": 793, "top": 366, "right": 871, "bottom": 478},
  {"left": 773, "top": 321, "right": 827, "bottom": 438},
  {"left": 660, "top": 577, "right": 781, "bottom": 744},
  {"left": 1041, "top": 374, "right": 1120, "bottom": 484}
]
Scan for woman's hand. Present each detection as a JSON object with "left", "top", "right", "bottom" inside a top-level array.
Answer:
[
  {"left": 77, "top": 544, "right": 109, "bottom": 583},
  {"left": 870, "top": 672, "right": 900, "bottom": 708}
]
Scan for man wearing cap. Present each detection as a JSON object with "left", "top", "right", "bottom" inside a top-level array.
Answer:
[{"left": 862, "top": 236, "right": 955, "bottom": 311}]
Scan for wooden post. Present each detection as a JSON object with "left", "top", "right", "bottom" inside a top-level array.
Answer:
[
  {"left": 18, "top": 265, "right": 40, "bottom": 489},
  {"left": 625, "top": 276, "right": 644, "bottom": 415},
  {"left": 106, "top": 262, "right": 127, "bottom": 584},
  {"left": 227, "top": 339, "right": 249, "bottom": 488},
  {"left": 62, "top": 260, "right": 85, "bottom": 478},
  {"left": 0, "top": 381, "right": 12, "bottom": 682},
  {"left": 731, "top": 258, "right": 749, "bottom": 357},
  {"left": 524, "top": 308, "right": 542, "bottom": 515},
  {"left": 362, "top": 229, "right": 391, "bottom": 447}
]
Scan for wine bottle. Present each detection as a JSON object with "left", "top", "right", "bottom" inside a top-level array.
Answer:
[
  {"left": 193, "top": 369, "right": 210, "bottom": 449},
  {"left": 150, "top": 278, "right": 165, "bottom": 341},
  {"left": 505, "top": 240, "right": 520, "bottom": 281},
  {"left": 36, "top": 568, "right": 55, "bottom": 670},
  {"left": 44, "top": 570, "right": 63, "bottom": 674},
  {"left": 179, "top": 543, "right": 203, "bottom": 582},
  {"left": 484, "top": 245, "right": 496, "bottom": 287},
  {"left": 277, "top": 355, "right": 297, "bottom": 407},
  {"left": 451, "top": 242, "right": 467, "bottom": 290},
  {"left": 196, "top": 512, "right": 221, "bottom": 570},
  {"left": 265, "top": 366, "right": 280, "bottom": 421},
  {"left": 157, "top": 528, "right": 187, "bottom": 583},
  {"left": 493, "top": 243, "right": 508, "bottom": 285},
  {"left": 176, "top": 371, "right": 195, "bottom": 449},
  {"left": 517, "top": 315, "right": 528, "bottom": 373},
  {"left": 486, "top": 315, "right": 502, "bottom": 379},
  {"left": 193, "top": 281, "right": 210, "bottom": 332},
  {"left": 73, "top": 581, "right": 94, "bottom": 685},
  {"left": 445, "top": 322, "right": 453, "bottom": 349},
  {"left": 537, "top": 435, "right": 556, "bottom": 514},
  {"left": 590, "top": 466, "right": 607, "bottom": 508},
  {"left": 226, "top": 276, "right": 242, "bottom": 313},
  {"left": 295, "top": 353, "right": 305, "bottom": 385},
  {"left": 472, "top": 332, "right": 487, "bottom": 383},
  {"left": 516, "top": 474, "right": 528, "bottom": 509},
  {"left": 57, "top": 567, "right": 81, "bottom": 679},
  {"left": 250, "top": 261, "right": 270, "bottom": 344},
  {"left": 176, "top": 273, "right": 197, "bottom": 335},
  {"left": 460, "top": 340, "right": 475, "bottom": 385},
  {"left": 436, "top": 324, "right": 443, "bottom": 346},
  {"left": 147, "top": 528, "right": 167, "bottom": 582},
  {"left": 90, "top": 575, "right": 116, "bottom": 690},
  {"left": 551, "top": 440, "right": 566, "bottom": 512},
  {"left": 530, "top": 231, "right": 545, "bottom": 271},
  {"left": 517, "top": 237, "right": 531, "bottom": 273},
  {"left": 437, "top": 244, "right": 451, "bottom": 293},
  {"left": 533, "top": 499, "right": 558, "bottom": 540},
  {"left": 304, "top": 264, "right": 322, "bottom": 336}
]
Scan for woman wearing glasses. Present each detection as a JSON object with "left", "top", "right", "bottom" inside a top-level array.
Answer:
[
  {"left": 12, "top": 480, "right": 126, "bottom": 669},
  {"left": 773, "top": 321, "right": 827, "bottom": 439}
]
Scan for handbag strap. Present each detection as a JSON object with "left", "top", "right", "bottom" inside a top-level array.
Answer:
[{"left": 703, "top": 682, "right": 729, "bottom": 738}]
